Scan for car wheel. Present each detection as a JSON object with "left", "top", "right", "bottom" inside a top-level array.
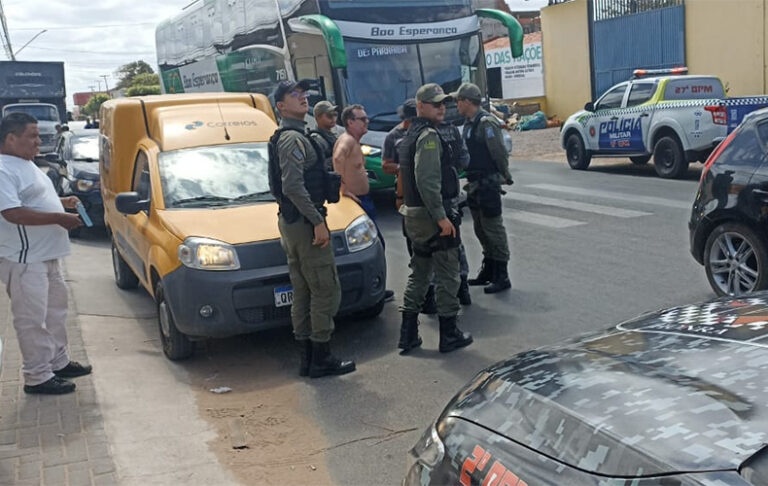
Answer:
[
  {"left": 630, "top": 155, "right": 651, "bottom": 165},
  {"left": 653, "top": 136, "right": 687, "bottom": 178},
  {"left": 112, "top": 241, "right": 139, "bottom": 289},
  {"left": 155, "top": 281, "right": 194, "bottom": 360},
  {"left": 566, "top": 133, "right": 591, "bottom": 170},
  {"left": 704, "top": 223, "right": 768, "bottom": 296}
]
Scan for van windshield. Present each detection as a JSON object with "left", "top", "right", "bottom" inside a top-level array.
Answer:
[{"left": 158, "top": 142, "right": 273, "bottom": 208}]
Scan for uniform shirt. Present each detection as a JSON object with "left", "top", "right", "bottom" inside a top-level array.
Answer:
[
  {"left": 0, "top": 154, "right": 70, "bottom": 262},
  {"left": 465, "top": 110, "right": 512, "bottom": 181},
  {"left": 414, "top": 128, "right": 447, "bottom": 222},
  {"left": 277, "top": 117, "right": 325, "bottom": 226}
]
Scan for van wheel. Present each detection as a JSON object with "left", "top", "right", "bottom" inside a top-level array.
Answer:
[
  {"left": 112, "top": 241, "right": 139, "bottom": 289},
  {"left": 155, "top": 281, "right": 194, "bottom": 361},
  {"left": 566, "top": 133, "right": 591, "bottom": 170},
  {"left": 653, "top": 136, "right": 687, "bottom": 178},
  {"left": 630, "top": 155, "right": 651, "bottom": 165}
]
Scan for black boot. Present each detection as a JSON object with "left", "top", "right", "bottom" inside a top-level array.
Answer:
[
  {"left": 298, "top": 340, "right": 312, "bottom": 377},
  {"left": 457, "top": 276, "right": 472, "bottom": 306},
  {"left": 468, "top": 258, "right": 492, "bottom": 286},
  {"left": 484, "top": 260, "right": 511, "bottom": 294},
  {"left": 438, "top": 315, "right": 473, "bottom": 353},
  {"left": 308, "top": 341, "right": 356, "bottom": 378},
  {"left": 421, "top": 285, "right": 437, "bottom": 315},
  {"left": 398, "top": 312, "right": 422, "bottom": 354}
]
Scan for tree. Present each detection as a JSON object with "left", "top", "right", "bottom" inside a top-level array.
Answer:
[
  {"left": 125, "top": 72, "right": 162, "bottom": 96},
  {"left": 114, "top": 61, "right": 155, "bottom": 91},
  {"left": 82, "top": 93, "right": 110, "bottom": 118}
]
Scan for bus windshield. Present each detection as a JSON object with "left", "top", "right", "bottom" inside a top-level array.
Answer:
[{"left": 344, "top": 35, "right": 482, "bottom": 129}]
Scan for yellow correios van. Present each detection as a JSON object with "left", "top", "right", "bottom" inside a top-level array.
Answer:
[{"left": 99, "top": 93, "right": 386, "bottom": 360}]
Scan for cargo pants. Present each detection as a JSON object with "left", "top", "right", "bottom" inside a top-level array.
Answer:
[
  {"left": 277, "top": 217, "right": 341, "bottom": 343},
  {"left": 468, "top": 181, "right": 510, "bottom": 262}
]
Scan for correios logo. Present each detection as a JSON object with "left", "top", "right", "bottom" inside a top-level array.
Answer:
[
  {"left": 185, "top": 121, "right": 204, "bottom": 131},
  {"left": 185, "top": 120, "right": 260, "bottom": 130}
]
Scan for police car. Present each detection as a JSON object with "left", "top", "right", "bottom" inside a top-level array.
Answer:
[{"left": 560, "top": 67, "right": 728, "bottom": 179}]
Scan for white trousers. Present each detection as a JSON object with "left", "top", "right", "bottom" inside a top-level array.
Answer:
[{"left": 0, "top": 258, "right": 70, "bottom": 385}]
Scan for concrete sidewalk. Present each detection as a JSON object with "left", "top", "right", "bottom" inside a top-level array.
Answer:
[{"left": 0, "top": 286, "right": 118, "bottom": 485}]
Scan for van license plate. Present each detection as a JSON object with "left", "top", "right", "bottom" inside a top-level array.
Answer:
[{"left": 274, "top": 285, "right": 293, "bottom": 307}]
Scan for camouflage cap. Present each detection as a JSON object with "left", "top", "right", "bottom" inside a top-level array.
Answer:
[
  {"left": 272, "top": 79, "right": 312, "bottom": 103},
  {"left": 313, "top": 100, "right": 338, "bottom": 117},
  {"left": 415, "top": 83, "right": 452, "bottom": 103},
  {"left": 451, "top": 82, "right": 482, "bottom": 103}
]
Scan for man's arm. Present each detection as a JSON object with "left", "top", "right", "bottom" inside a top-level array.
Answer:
[
  {"left": 414, "top": 130, "right": 447, "bottom": 223},
  {"left": 1, "top": 207, "right": 82, "bottom": 230},
  {"left": 381, "top": 131, "right": 399, "bottom": 175},
  {"left": 332, "top": 135, "right": 359, "bottom": 202},
  {"left": 483, "top": 117, "right": 513, "bottom": 183},
  {"left": 278, "top": 132, "right": 324, "bottom": 226}
]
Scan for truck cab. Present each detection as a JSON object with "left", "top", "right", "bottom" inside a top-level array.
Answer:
[{"left": 100, "top": 93, "right": 387, "bottom": 361}]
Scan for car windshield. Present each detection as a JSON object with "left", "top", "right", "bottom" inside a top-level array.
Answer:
[
  {"left": 4, "top": 105, "right": 58, "bottom": 121},
  {"left": 71, "top": 135, "right": 99, "bottom": 161},
  {"left": 158, "top": 142, "right": 273, "bottom": 208},
  {"left": 343, "top": 35, "right": 482, "bottom": 130}
]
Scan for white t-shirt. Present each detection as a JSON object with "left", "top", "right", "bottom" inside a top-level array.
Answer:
[{"left": 0, "top": 154, "right": 70, "bottom": 263}]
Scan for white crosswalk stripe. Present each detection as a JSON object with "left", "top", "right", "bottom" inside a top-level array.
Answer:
[
  {"left": 506, "top": 192, "right": 652, "bottom": 218},
  {"left": 525, "top": 183, "right": 692, "bottom": 209},
  {"left": 504, "top": 209, "right": 585, "bottom": 228}
]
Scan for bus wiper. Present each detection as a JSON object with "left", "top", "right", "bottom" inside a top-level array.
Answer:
[
  {"left": 171, "top": 195, "right": 231, "bottom": 207},
  {"left": 232, "top": 191, "right": 274, "bottom": 202}
]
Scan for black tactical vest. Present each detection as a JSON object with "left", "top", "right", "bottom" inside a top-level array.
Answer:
[
  {"left": 268, "top": 127, "right": 328, "bottom": 223},
  {"left": 307, "top": 129, "right": 336, "bottom": 167},
  {"left": 464, "top": 111, "right": 496, "bottom": 178},
  {"left": 398, "top": 118, "right": 459, "bottom": 208}
]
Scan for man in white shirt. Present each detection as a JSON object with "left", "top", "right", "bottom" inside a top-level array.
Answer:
[{"left": 0, "top": 112, "right": 91, "bottom": 395}]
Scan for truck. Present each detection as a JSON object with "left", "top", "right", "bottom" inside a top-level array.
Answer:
[
  {"left": 560, "top": 68, "right": 768, "bottom": 179},
  {"left": 0, "top": 61, "right": 66, "bottom": 153}
]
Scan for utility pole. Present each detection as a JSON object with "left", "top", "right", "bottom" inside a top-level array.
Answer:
[
  {"left": 0, "top": 0, "right": 14, "bottom": 60},
  {"left": 101, "top": 75, "right": 110, "bottom": 96}
]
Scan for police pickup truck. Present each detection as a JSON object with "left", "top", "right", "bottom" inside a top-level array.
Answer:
[{"left": 560, "top": 68, "right": 768, "bottom": 179}]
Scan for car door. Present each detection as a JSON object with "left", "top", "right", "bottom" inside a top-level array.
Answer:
[
  {"left": 582, "top": 82, "right": 628, "bottom": 152},
  {"left": 743, "top": 118, "right": 768, "bottom": 224},
  {"left": 118, "top": 150, "right": 153, "bottom": 286},
  {"left": 624, "top": 81, "right": 657, "bottom": 153}
]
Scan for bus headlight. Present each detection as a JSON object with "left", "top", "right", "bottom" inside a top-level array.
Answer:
[
  {"left": 178, "top": 237, "right": 240, "bottom": 270},
  {"left": 345, "top": 215, "right": 378, "bottom": 253},
  {"left": 361, "top": 144, "right": 381, "bottom": 158}
]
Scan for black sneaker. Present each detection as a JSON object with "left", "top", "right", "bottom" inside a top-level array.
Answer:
[
  {"left": 24, "top": 376, "right": 76, "bottom": 395},
  {"left": 54, "top": 361, "right": 93, "bottom": 378}
]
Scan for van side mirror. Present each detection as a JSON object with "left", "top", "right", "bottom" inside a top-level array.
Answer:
[
  {"left": 116, "top": 192, "right": 149, "bottom": 214},
  {"left": 584, "top": 102, "right": 595, "bottom": 112}
]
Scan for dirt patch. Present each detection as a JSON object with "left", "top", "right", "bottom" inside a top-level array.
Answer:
[{"left": 509, "top": 126, "right": 565, "bottom": 162}]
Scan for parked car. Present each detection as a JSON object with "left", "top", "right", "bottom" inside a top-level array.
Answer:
[
  {"left": 689, "top": 106, "right": 768, "bottom": 296},
  {"left": 52, "top": 128, "right": 103, "bottom": 233},
  {"left": 406, "top": 292, "right": 768, "bottom": 485}
]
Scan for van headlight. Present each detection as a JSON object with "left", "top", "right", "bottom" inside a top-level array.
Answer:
[
  {"left": 178, "top": 237, "right": 240, "bottom": 270},
  {"left": 345, "top": 215, "right": 378, "bottom": 252},
  {"left": 361, "top": 144, "right": 381, "bottom": 158},
  {"left": 405, "top": 423, "right": 445, "bottom": 485}
]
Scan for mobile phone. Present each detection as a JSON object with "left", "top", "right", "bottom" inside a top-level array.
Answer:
[{"left": 75, "top": 201, "right": 93, "bottom": 227}]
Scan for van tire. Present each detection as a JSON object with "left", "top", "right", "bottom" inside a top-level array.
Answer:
[
  {"left": 566, "top": 133, "right": 591, "bottom": 170},
  {"left": 155, "top": 281, "right": 194, "bottom": 361},
  {"left": 112, "top": 241, "right": 139, "bottom": 289},
  {"left": 653, "top": 136, "right": 687, "bottom": 178}
]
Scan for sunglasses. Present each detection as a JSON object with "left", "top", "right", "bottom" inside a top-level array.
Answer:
[
  {"left": 352, "top": 116, "right": 370, "bottom": 123},
  {"left": 426, "top": 101, "right": 445, "bottom": 108},
  {"left": 289, "top": 90, "right": 308, "bottom": 99}
]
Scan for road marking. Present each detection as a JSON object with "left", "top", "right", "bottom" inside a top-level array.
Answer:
[
  {"left": 506, "top": 192, "right": 652, "bottom": 218},
  {"left": 505, "top": 209, "right": 585, "bottom": 228},
  {"left": 525, "top": 184, "right": 692, "bottom": 209}
]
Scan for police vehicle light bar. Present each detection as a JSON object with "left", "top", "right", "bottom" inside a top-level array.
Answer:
[{"left": 632, "top": 67, "right": 688, "bottom": 78}]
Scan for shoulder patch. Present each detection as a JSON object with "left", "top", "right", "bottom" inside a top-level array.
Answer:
[
  {"left": 292, "top": 148, "right": 305, "bottom": 161},
  {"left": 423, "top": 139, "right": 438, "bottom": 150},
  {"left": 485, "top": 126, "right": 495, "bottom": 139}
]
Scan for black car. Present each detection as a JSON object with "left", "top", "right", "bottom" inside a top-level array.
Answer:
[
  {"left": 52, "top": 128, "right": 103, "bottom": 231},
  {"left": 406, "top": 293, "right": 768, "bottom": 485},
  {"left": 690, "top": 107, "right": 768, "bottom": 296}
]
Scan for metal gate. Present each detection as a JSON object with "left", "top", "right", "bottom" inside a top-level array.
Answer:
[{"left": 589, "top": 0, "right": 686, "bottom": 99}]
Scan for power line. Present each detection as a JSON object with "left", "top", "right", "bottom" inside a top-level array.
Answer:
[
  {"left": 21, "top": 45, "right": 154, "bottom": 56},
  {"left": 10, "top": 22, "right": 157, "bottom": 31}
]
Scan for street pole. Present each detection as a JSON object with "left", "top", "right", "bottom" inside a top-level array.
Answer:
[
  {"left": 14, "top": 29, "right": 46, "bottom": 57},
  {"left": 101, "top": 75, "right": 110, "bottom": 97}
]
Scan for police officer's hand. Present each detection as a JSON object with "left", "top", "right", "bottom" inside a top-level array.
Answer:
[
  {"left": 58, "top": 212, "right": 84, "bottom": 230},
  {"left": 437, "top": 218, "right": 456, "bottom": 238},
  {"left": 312, "top": 222, "right": 331, "bottom": 248}
]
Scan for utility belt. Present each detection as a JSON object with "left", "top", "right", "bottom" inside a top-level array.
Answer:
[
  {"left": 411, "top": 203, "right": 462, "bottom": 258},
  {"left": 465, "top": 171, "right": 496, "bottom": 183}
]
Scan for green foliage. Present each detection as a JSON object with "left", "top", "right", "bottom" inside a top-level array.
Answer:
[
  {"left": 126, "top": 85, "right": 161, "bottom": 96},
  {"left": 114, "top": 61, "right": 155, "bottom": 90},
  {"left": 82, "top": 93, "right": 109, "bottom": 117}
]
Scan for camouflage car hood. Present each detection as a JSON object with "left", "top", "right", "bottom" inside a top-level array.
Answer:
[{"left": 445, "top": 295, "right": 768, "bottom": 477}]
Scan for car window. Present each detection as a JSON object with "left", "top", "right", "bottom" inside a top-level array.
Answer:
[
  {"left": 626, "top": 83, "right": 655, "bottom": 107},
  {"left": 596, "top": 84, "right": 627, "bottom": 110},
  {"left": 131, "top": 151, "right": 151, "bottom": 201},
  {"left": 718, "top": 127, "right": 765, "bottom": 168},
  {"left": 663, "top": 78, "right": 725, "bottom": 100},
  {"left": 757, "top": 120, "right": 768, "bottom": 144}
]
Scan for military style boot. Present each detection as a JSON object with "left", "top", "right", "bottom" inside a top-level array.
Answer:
[
  {"left": 308, "top": 341, "right": 356, "bottom": 378},
  {"left": 467, "top": 258, "right": 492, "bottom": 286},
  {"left": 484, "top": 260, "right": 511, "bottom": 294},
  {"left": 398, "top": 312, "right": 422, "bottom": 354},
  {"left": 457, "top": 275, "right": 472, "bottom": 306},
  {"left": 438, "top": 315, "right": 473, "bottom": 353},
  {"left": 421, "top": 285, "right": 437, "bottom": 315},
  {"left": 298, "top": 339, "right": 312, "bottom": 377}
]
